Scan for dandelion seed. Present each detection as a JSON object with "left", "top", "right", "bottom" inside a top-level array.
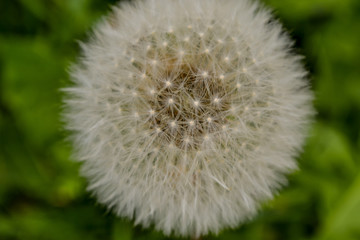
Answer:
[
  {"left": 213, "top": 97, "right": 220, "bottom": 104},
  {"left": 165, "top": 80, "right": 172, "bottom": 87},
  {"left": 149, "top": 109, "right": 155, "bottom": 115},
  {"left": 149, "top": 88, "right": 156, "bottom": 95},
  {"left": 170, "top": 120, "right": 177, "bottom": 128},
  {"left": 203, "top": 134, "right": 210, "bottom": 141},
  {"left": 168, "top": 98, "right": 174, "bottom": 104},
  {"left": 202, "top": 71, "right": 209, "bottom": 78},
  {"left": 193, "top": 100, "right": 200, "bottom": 107}
]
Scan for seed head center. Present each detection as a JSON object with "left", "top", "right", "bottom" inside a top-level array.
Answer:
[{"left": 139, "top": 61, "right": 230, "bottom": 150}]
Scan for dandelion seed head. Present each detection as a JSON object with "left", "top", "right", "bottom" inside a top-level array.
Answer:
[{"left": 63, "top": 0, "right": 314, "bottom": 237}]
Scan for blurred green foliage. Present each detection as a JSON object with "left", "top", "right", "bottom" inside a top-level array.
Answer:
[{"left": 0, "top": 0, "right": 360, "bottom": 239}]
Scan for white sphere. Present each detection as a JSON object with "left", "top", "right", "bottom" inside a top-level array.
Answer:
[{"left": 63, "top": 0, "right": 314, "bottom": 237}]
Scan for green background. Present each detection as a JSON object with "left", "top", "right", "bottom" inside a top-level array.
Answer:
[{"left": 1, "top": 0, "right": 360, "bottom": 239}]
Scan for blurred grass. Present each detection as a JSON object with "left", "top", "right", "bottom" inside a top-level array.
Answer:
[{"left": 1, "top": 0, "right": 360, "bottom": 239}]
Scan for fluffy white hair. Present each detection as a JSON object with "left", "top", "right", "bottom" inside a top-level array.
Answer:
[{"left": 63, "top": 0, "right": 313, "bottom": 237}]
